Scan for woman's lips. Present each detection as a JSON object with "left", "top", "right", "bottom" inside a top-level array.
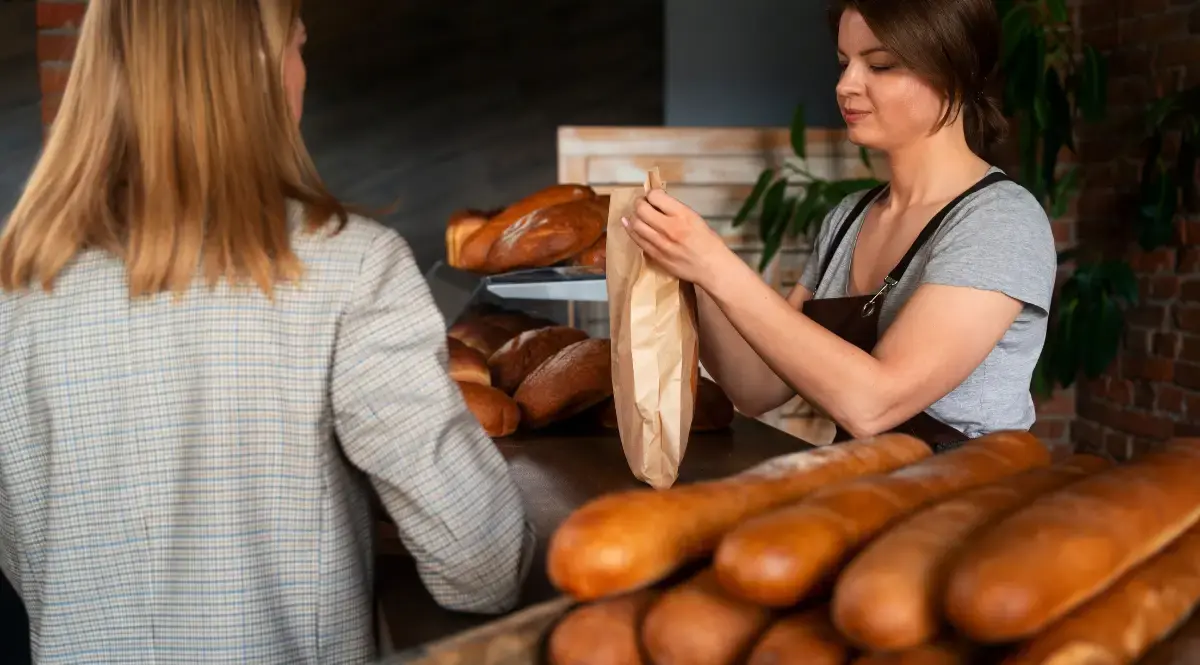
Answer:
[{"left": 842, "top": 109, "right": 869, "bottom": 123}]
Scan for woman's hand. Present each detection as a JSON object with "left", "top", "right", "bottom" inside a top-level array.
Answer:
[{"left": 621, "top": 189, "right": 737, "bottom": 289}]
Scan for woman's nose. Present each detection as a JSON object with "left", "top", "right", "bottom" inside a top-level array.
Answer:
[{"left": 835, "top": 63, "right": 864, "bottom": 99}]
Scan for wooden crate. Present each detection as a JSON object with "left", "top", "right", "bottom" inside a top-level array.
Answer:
[{"left": 382, "top": 597, "right": 574, "bottom": 665}]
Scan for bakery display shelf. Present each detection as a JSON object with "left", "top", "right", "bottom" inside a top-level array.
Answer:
[{"left": 426, "top": 261, "right": 606, "bottom": 314}]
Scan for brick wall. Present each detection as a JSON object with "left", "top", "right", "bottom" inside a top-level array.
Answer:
[
  {"left": 35, "top": 0, "right": 85, "bottom": 127},
  {"left": 1071, "top": 0, "right": 1200, "bottom": 460}
]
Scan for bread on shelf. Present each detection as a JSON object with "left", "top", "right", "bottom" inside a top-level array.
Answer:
[
  {"left": 454, "top": 184, "right": 595, "bottom": 273},
  {"left": 445, "top": 209, "right": 494, "bottom": 269},
  {"left": 514, "top": 338, "right": 613, "bottom": 429},
  {"left": 489, "top": 326, "right": 590, "bottom": 394},
  {"left": 447, "top": 319, "right": 516, "bottom": 359},
  {"left": 456, "top": 381, "right": 520, "bottom": 438},
  {"left": 447, "top": 336, "right": 490, "bottom": 386},
  {"left": 572, "top": 232, "right": 607, "bottom": 270},
  {"left": 484, "top": 197, "right": 607, "bottom": 274}
]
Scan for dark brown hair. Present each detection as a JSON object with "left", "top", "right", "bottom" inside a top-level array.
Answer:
[{"left": 828, "top": 0, "right": 1007, "bottom": 156}]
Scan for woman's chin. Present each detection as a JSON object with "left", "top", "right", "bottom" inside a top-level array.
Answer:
[{"left": 845, "top": 125, "right": 878, "bottom": 149}]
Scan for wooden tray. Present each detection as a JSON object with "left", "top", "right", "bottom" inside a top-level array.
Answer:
[{"left": 382, "top": 597, "right": 575, "bottom": 665}]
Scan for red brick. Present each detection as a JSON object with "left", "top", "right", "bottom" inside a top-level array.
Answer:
[
  {"left": 1159, "top": 40, "right": 1200, "bottom": 67},
  {"left": 1104, "top": 430, "right": 1134, "bottom": 460},
  {"left": 1126, "top": 0, "right": 1169, "bottom": 11},
  {"left": 1181, "top": 220, "right": 1200, "bottom": 246},
  {"left": 1177, "top": 305, "right": 1200, "bottom": 332},
  {"left": 1178, "top": 362, "right": 1200, "bottom": 390},
  {"left": 1182, "top": 279, "right": 1200, "bottom": 302},
  {"left": 1108, "top": 48, "right": 1156, "bottom": 78},
  {"left": 1177, "top": 422, "right": 1200, "bottom": 438},
  {"left": 38, "top": 63, "right": 70, "bottom": 97},
  {"left": 1081, "top": 2, "right": 1118, "bottom": 29},
  {"left": 1109, "top": 377, "right": 1135, "bottom": 404},
  {"left": 1130, "top": 437, "right": 1163, "bottom": 458},
  {"left": 1158, "top": 384, "right": 1186, "bottom": 414},
  {"left": 1072, "top": 418, "right": 1104, "bottom": 453},
  {"left": 1129, "top": 305, "right": 1168, "bottom": 328},
  {"left": 36, "top": 2, "right": 88, "bottom": 30},
  {"left": 41, "top": 94, "right": 61, "bottom": 127},
  {"left": 1036, "top": 389, "right": 1076, "bottom": 416},
  {"left": 1079, "top": 399, "right": 1175, "bottom": 439},
  {"left": 37, "top": 33, "right": 77, "bottom": 63},
  {"left": 1128, "top": 248, "right": 1177, "bottom": 274},
  {"left": 1154, "top": 331, "right": 1182, "bottom": 358},
  {"left": 1183, "top": 335, "right": 1200, "bottom": 363},
  {"left": 1051, "top": 220, "right": 1074, "bottom": 245},
  {"left": 1144, "top": 275, "right": 1182, "bottom": 300},
  {"left": 1188, "top": 392, "right": 1200, "bottom": 418},
  {"left": 1120, "top": 13, "right": 1186, "bottom": 44},
  {"left": 1183, "top": 248, "right": 1200, "bottom": 273},
  {"left": 1135, "top": 382, "right": 1156, "bottom": 409}
]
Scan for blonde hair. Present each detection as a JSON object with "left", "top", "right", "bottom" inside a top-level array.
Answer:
[{"left": 0, "top": 0, "right": 346, "bottom": 298}]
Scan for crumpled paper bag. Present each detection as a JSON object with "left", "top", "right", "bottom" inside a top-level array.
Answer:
[{"left": 605, "top": 167, "right": 700, "bottom": 489}]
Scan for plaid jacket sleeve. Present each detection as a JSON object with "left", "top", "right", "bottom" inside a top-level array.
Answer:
[{"left": 331, "top": 227, "right": 534, "bottom": 613}]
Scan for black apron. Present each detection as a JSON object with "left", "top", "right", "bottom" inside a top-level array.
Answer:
[{"left": 800, "top": 172, "right": 1011, "bottom": 453}]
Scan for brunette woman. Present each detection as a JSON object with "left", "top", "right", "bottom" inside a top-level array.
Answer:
[
  {"left": 0, "top": 1, "right": 531, "bottom": 662},
  {"left": 622, "top": 0, "right": 1056, "bottom": 451}
]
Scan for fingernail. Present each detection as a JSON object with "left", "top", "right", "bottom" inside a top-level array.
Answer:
[{"left": 621, "top": 217, "right": 629, "bottom": 227}]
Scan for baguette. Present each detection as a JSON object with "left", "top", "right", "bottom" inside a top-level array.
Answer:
[
  {"left": 447, "top": 336, "right": 491, "bottom": 386},
  {"left": 833, "top": 454, "right": 1111, "bottom": 651},
  {"left": 547, "top": 590, "right": 658, "bottom": 665},
  {"left": 547, "top": 434, "right": 932, "bottom": 601},
  {"left": 715, "top": 431, "right": 1050, "bottom": 608},
  {"left": 641, "top": 569, "right": 773, "bottom": 665},
  {"left": 457, "top": 184, "right": 595, "bottom": 272},
  {"left": 850, "top": 642, "right": 975, "bottom": 665},
  {"left": 746, "top": 607, "right": 851, "bottom": 665},
  {"left": 488, "top": 326, "right": 589, "bottom": 394},
  {"left": 945, "top": 438, "right": 1200, "bottom": 642},
  {"left": 1003, "top": 523, "right": 1200, "bottom": 665},
  {"left": 455, "top": 381, "right": 520, "bottom": 438}
]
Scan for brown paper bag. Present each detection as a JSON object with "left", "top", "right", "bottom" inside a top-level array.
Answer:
[{"left": 605, "top": 168, "right": 700, "bottom": 489}]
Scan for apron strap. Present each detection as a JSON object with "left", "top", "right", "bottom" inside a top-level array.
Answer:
[
  {"left": 812, "top": 172, "right": 1012, "bottom": 294},
  {"left": 813, "top": 183, "right": 889, "bottom": 293},
  {"left": 885, "top": 171, "right": 1012, "bottom": 284}
]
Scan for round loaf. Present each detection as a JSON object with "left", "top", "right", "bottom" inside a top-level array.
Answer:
[
  {"left": 489, "top": 326, "right": 590, "bottom": 394},
  {"left": 447, "top": 319, "right": 515, "bottom": 358},
  {"left": 597, "top": 376, "right": 734, "bottom": 432},
  {"left": 514, "top": 338, "right": 613, "bottom": 429},
  {"left": 484, "top": 197, "right": 607, "bottom": 273},
  {"left": 457, "top": 381, "right": 520, "bottom": 438},
  {"left": 447, "top": 336, "right": 490, "bottom": 386},
  {"left": 457, "top": 184, "right": 595, "bottom": 273},
  {"left": 478, "top": 311, "right": 558, "bottom": 338}
]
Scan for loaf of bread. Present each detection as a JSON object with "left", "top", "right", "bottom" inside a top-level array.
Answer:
[
  {"left": 456, "top": 184, "right": 595, "bottom": 272},
  {"left": 641, "top": 568, "right": 772, "bottom": 665},
  {"left": 945, "top": 438, "right": 1200, "bottom": 643},
  {"left": 746, "top": 608, "right": 851, "bottom": 665},
  {"left": 489, "top": 326, "right": 590, "bottom": 394},
  {"left": 547, "top": 590, "right": 658, "bottom": 665},
  {"left": 514, "top": 338, "right": 613, "bottom": 429},
  {"left": 597, "top": 377, "right": 734, "bottom": 432},
  {"left": 445, "top": 209, "right": 493, "bottom": 269},
  {"left": 572, "top": 232, "right": 607, "bottom": 270},
  {"left": 547, "top": 434, "right": 932, "bottom": 601},
  {"left": 714, "top": 431, "right": 1050, "bottom": 608},
  {"left": 447, "top": 319, "right": 516, "bottom": 359},
  {"left": 476, "top": 311, "right": 558, "bottom": 337},
  {"left": 484, "top": 197, "right": 607, "bottom": 274},
  {"left": 1003, "top": 523, "right": 1200, "bottom": 664},
  {"left": 850, "top": 642, "right": 975, "bottom": 665},
  {"left": 832, "top": 454, "right": 1111, "bottom": 651},
  {"left": 456, "top": 381, "right": 520, "bottom": 438},
  {"left": 447, "top": 336, "right": 490, "bottom": 386}
]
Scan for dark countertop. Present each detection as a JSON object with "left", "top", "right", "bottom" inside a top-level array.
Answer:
[{"left": 376, "top": 415, "right": 814, "bottom": 651}]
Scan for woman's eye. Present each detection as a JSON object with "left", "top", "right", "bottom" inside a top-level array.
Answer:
[{"left": 869, "top": 64, "right": 894, "bottom": 72}]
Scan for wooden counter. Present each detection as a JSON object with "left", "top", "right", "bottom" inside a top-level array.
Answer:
[{"left": 376, "top": 415, "right": 814, "bottom": 651}]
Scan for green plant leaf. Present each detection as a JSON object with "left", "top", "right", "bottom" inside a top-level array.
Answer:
[
  {"left": 759, "top": 196, "right": 798, "bottom": 273},
  {"left": 1138, "top": 167, "right": 1178, "bottom": 250},
  {"left": 758, "top": 179, "right": 788, "bottom": 241},
  {"left": 1083, "top": 293, "right": 1122, "bottom": 377},
  {"left": 1018, "top": 111, "right": 1043, "bottom": 199},
  {"left": 790, "top": 182, "right": 826, "bottom": 237},
  {"left": 1178, "top": 136, "right": 1198, "bottom": 211},
  {"left": 1078, "top": 45, "right": 1108, "bottom": 122},
  {"left": 858, "top": 146, "right": 872, "bottom": 172},
  {"left": 1041, "top": 69, "right": 1073, "bottom": 206},
  {"left": 1001, "top": 4, "right": 1034, "bottom": 67},
  {"left": 1145, "top": 95, "right": 1179, "bottom": 136},
  {"left": 733, "top": 169, "right": 775, "bottom": 227},
  {"left": 1099, "top": 260, "right": 1139, "bottom": 304},
  {"left": 1050, "top": 165, "right": 1079, "bottom": 218},
  {"left": 1046, "top": 0, "right": 1069, "bottom": 23},
  {"left": 790, "top": 104, "right": 807, "bottom": 159}
]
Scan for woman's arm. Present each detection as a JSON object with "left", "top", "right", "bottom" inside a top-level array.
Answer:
[
  {"left": 703, "top": 255, "right": 1022, "bottom": 437},
  {"left": 331, "top": 227, "right": 534, "bottom": 614},
  {"left": 696, "top": 283, "right": 811, "bottom": 417}
]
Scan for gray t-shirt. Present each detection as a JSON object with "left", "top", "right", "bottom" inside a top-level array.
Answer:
[{"left": 798, "top": 167, "right": 1057, "bottom": 438}]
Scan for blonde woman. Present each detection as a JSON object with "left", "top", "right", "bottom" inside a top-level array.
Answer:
[{"left": 0, "top": 1, "right": 532, "bottom": 662}]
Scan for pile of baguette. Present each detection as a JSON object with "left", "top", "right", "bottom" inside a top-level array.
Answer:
[
  {"left": 545, "top": 431, "right": 1200, "bottom": 665},
  {"left": 445, "top": 184, "right": 609, "bottom": 274},
  {"left": 447, "top": 306, "right": 734, "bottom": 438}
]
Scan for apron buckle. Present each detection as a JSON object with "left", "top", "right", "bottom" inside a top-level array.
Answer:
[{"left": 861, "top": 276, "right": 898, "bottom": 318}]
